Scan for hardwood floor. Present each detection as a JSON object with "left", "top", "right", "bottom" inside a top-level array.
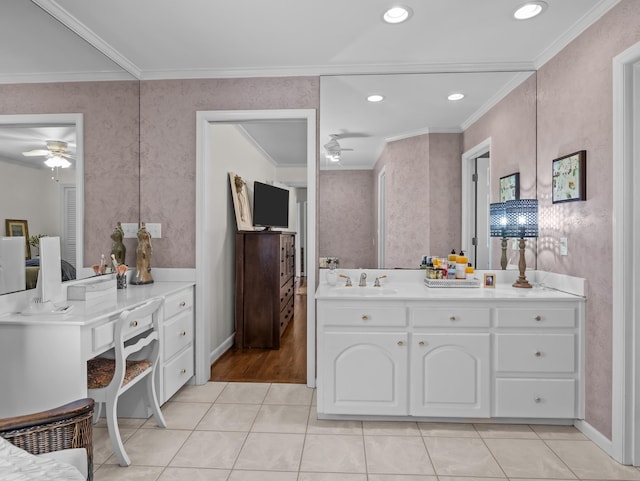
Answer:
[{"left": 210, "top": 277, "right": 307, "bottom": 383}]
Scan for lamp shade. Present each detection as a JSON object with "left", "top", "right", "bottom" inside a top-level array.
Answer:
[
  {"left": 504, "top": 199, "right": 538, "bottom": 238},
  {"left": 489, "top": 203, "right": 507, "bottom": 237}
]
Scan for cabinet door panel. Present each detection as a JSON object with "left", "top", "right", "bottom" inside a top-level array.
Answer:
[
  {"left": 411, "top": 333, "right": 490, "bottom": 417},
  {"left": 323, "top": 332, "right": 408, "bottom": 415}
]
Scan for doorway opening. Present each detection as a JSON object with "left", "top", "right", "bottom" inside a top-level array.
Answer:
[
  {"left": 195, "top": 109, "right": 317, "bottom": 388},
  {"left": 461, "top": 138, "right": 491, "bottom": 269}
]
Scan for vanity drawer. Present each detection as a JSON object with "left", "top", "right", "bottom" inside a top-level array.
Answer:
[
  {"left": 495, "top": 333, "right": 575, "bottom": 373},
  {"left": 163, "top": 345, "right": 194, "bottom": 401},
  {"left": 319, "top": 304, "right": 407, "bottom": 327},
  {"left": 92, "top": 313, "right": 152, "bottom": 354},
  {"left": 163, "top": 309, "right": 193, "bottom": 361},
  {"left": 494, "top": 378, "right": 576, "bottom": 418},
  {"left": 164, "top": 287, "right": 194, "bottom": 319},
  {"left": 495, "top": 307, "right": 575, "bottom": 328},
  {"left": 410, "top": 306, "right": 490, "bottom": 328}
]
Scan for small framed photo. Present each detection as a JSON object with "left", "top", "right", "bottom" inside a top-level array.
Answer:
[
  {"left": 5, "top": 219, "right": 30, "bottom": 259},
  {"left": 552, "top": 150, "right": 586, "bottom": 204},
  {"left": 483, "top": 273, "right": 496, "bottom": 288},
  {"left": 499, "top": 173, "right": 520, "bottom": 202}
]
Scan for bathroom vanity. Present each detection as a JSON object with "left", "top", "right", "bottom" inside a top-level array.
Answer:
[{"left": 315, "top": 269, "right": 585, "bottom": 423}]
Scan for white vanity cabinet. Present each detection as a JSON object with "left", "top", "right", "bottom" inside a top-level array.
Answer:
[
  {"left": 160, "top": 285, "right": 195, "bottom": 403},
  {"left": 493, "top": 301, "right": 582, "bottom": 419},
  {"left": 316, "top": 284, "right": 584, "bottom": 423}
]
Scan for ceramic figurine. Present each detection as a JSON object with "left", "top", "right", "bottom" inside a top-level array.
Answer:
[
  {"left": 110, "top": 222, "right": 126, "bottom": 266},
  {"left": 131, "top": 222, "right": 154, "bottom": 285}
]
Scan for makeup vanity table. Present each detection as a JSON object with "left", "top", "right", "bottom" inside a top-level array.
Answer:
[{"left": 0, "top": 280, "right": 195, "bottom": 418}]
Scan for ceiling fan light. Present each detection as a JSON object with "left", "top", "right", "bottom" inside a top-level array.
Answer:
[
  {"left": 513, "top": 1, "right": 547, "bottom": 20},
  {"left": 383, "top": 6, "right": 412, "bottom": 24},
  {"left": 44, "top": 155, "right": 71, "bottom": 168}
]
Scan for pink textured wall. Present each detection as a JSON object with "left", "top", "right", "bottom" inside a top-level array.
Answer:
[
  {"left": 0, "top": 81, "right": 141, "bottom": 266},
  {"left": 318, "top": 170, "right": 374, "bottom": 268},
  {"left": 139, "top": 77, "right": 319, "bottom": 268},
  {"left": 464, "top": 74, "right": 537, "bottom": 270},
  {"left": 428, "top": 133, "right": 463, "bottom": 256},
  {"left": 535, "top": 0, "right": 640, "bottom": 439}
]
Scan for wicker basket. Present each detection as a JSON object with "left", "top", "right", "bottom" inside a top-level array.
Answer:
[{"left": 0, "top": 398, "right": 94, "bottom": 480}]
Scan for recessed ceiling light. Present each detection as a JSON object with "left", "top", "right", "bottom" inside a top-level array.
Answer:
[
  {"left": 383, "top": 6, "right": 412, "bottom": 24},
  {"left": 448, "top": 93, "right": 465, "bottom": 101},
  {"left": 367, "top": 94, "right": 385, "bottom": 103},
  {"left": 513, "top": 1, "right": 547, "bottom": 20}
]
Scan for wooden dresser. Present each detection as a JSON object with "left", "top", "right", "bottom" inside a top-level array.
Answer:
[{"left": 235, "top": 231, "right": 295, "bottom": 349}]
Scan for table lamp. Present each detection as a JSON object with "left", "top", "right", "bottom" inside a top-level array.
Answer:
[
  {"left": 504, "top": 199, "right": 538, "bottom": 288},
  {"left": 489, "top": 202, "right": 508, "bottom": 270}
]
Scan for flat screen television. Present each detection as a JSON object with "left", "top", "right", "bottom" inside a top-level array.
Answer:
[{"left": 253, "top": 181, "right": 289, "bottom": 229}]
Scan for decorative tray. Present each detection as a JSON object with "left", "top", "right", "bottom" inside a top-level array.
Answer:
[{"left": 423, "top": 277, "right": 481, "bottom": 288}]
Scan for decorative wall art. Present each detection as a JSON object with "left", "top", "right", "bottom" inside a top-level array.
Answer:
[
  {"left": 5, "top": 219, "right": 30, "bottom": 258},
  {"left": 552, "top": 150, "right": 587, "bottom": 203},
  {"left": 499, "top": 173, "right": 520, "bottom": 202},
  {"left": 229, "top": 172, "right": 254, "bottom": 231}
]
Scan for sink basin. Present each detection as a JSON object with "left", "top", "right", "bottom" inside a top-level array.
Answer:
[{"left": 330, "top": 286, "right": 398, "bottom": 297}]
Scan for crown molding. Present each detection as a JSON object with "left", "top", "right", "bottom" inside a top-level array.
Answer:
[
  {"left": 31, "top": 0, "right": 142, "bottom": 79},
  {"left": 534, "top": 0, "right": 621, "bottom": 69},
  {"left": 0, "top": 70, "right": 136, "bottom": 84}
]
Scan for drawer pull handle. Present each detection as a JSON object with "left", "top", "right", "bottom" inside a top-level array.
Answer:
[
  {"left": 449, "top": 316, "right": 456, "bottom": 321},
  {"left": 418, "top": 341, "right": 425, "bottom": 347},
  {"left": 534, "top": 397, "right": 542, "bottom": 403},
  {"left": 397, "top": 341, "right": 404, "bottom": 346},
  {"left": 130, "top": 320, "right": 138, "bottom": 327},
  {"left": 179, "top": 301, "right": 186, "bottom": 308},
  {"left": 180, "top": 368, "right": 187, "bottom": 374},
  {"left": 362, "top": 315, "right": 369, "bottom": 321},
  {"left": 535, "top": 351, "right": 541, "bottom": 357},
  {"left": 534, "top": 315, "right": 542, "bottom": 321},
  {"left": 180, "top": 331, "right": 186, "bottom": 336}
]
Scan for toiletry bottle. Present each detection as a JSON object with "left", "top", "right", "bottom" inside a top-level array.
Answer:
[{"left": 326, "top": 259, "right": 338, "bottom": 286}]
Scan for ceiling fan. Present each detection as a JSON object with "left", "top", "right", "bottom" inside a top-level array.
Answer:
[
  {"left": 323, "top": 134, "right": 354, "bottom": 163},
  {"left": 22, "top": 140, "right": 74, "bottom": 168}
]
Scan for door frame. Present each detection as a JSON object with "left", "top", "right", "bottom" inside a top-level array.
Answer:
[
  {"left": 377, "top": 167, "right": 386, "bottom": 268},
  {"left": 611, "top": 40, "right": 640, "bottom": 465},
  {"left": 461, "top": 138, "right": 491, "bottom": 260},
  {"left": 195, "top": 109, "right": 317, "bottom": 387}
]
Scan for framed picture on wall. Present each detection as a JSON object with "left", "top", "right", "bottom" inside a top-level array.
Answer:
[
  {"left": 499, "top": 173, "right": 520, "bottom": 202},
  {"left": 5, "top": 218, "right": 30, "bottom": 259},
  {"left": 552, "top": 150, "right": 587, "bottom": 203},
  {"left": 228, "top": 172, "right": 254, "bottom": 231}
]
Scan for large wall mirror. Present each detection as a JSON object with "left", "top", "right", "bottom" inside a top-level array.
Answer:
[
  {"left": 0, "top": 1, "right": 140, "bottom": 296},
  {"left": 318, "top": 71, "right": 537, "bottom": 270}
]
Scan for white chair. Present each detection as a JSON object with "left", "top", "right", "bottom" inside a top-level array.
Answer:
[{"left": 87, "top": 297, "right": 166, "bottom": 466}]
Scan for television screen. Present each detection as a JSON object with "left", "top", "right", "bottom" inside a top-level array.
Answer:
[{"left": 253, "top": 181, "right": 289, "bottom": 229}]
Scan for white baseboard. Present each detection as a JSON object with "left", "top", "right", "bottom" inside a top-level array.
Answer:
[
  {"left": 210, "top": 332, "right": 235, "bottom": 365},
  {"left": 575, "top": 419, "right": 615, "bottom": 459}
]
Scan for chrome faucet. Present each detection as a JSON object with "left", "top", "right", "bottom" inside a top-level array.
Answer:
[{"left": 359, "top": 272, "right": 367, "bottom": 287}]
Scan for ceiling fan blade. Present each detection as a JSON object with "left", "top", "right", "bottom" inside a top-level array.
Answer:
[{"left": 22, "top": 149, "right": 49, "bottom": 156}]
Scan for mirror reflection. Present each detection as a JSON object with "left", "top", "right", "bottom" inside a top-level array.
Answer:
[
  {"left": 319, "top": 71, "right": 537, "bottom": 270},
  {"left": 0, "top": 116, "right": 80, "bottom": 294}
]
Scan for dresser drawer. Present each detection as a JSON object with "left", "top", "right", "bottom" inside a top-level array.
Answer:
[
  {"left": 319, "top": 304, "right": 407, "bottom": 327},
  {"left": 163, "top": 346, "right": 194, "bottom": 401},
  {"left": 280, "top": 295, "right": 294, "bottom": 333},
  {"left": 494, "top": 378, "right": 576, "bottom": 418},
  {"left": 164, "top": 287, "right": 193, "bottom": 319},
  {"left": 495, "top": 333, "right": 575, "bottom": 373},
  {"left": 280, "top": 279, "right": 294, "bottom": 310},
  {"left": 410, "top": 306, "right": 490, "bottom": 328},
  {"left": 163, "top": 309, "right": 193, "bottom": 361},
  {"left": 495, "top": 307, "right": 575, "bottom": 328}
]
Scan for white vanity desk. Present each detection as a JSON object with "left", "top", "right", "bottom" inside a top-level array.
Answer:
[
  {"left": 316, "top": 269, "right": 585, "bottom": 424},
  {"left": 0, "top": 280, "right": 195, "bottom": 418}
]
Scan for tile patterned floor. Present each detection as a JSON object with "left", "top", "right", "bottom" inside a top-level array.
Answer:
[{"left": 93, "top": 382, "right": 640, "bottom": 481}]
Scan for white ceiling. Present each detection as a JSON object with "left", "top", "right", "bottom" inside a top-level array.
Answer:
[{"left": 0, "top": 0, "right": 620, "bottom": 171}]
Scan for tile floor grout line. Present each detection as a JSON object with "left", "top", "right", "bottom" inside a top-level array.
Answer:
[{"left": 475, "top": 424, "right": 510, "bottom": 480}]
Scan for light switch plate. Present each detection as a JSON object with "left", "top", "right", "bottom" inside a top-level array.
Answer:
[
  {"left": 560, "top": 237, "right": 568, "bottom": 256},
  {"left": 145, "top": 223, "right": 162, "bottom": 238},
  {"left": 120, "top": 223, "right": 139, "bottom": 239}
]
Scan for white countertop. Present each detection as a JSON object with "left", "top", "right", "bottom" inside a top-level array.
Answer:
[
  {"left": 0, "top": 281, "right": 194, "bottom": 326},
  {"left": 315, "top": 269, "right": 585, "bottom": 302}
]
